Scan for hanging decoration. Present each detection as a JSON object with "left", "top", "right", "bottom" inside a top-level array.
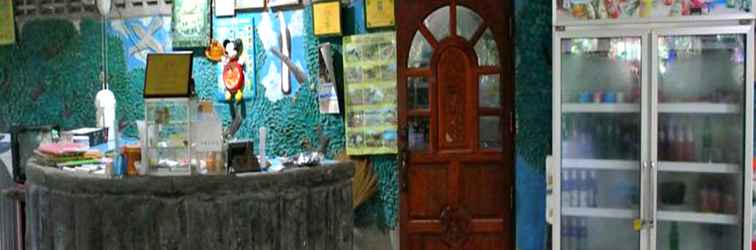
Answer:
[{"left": 205, "top": 39, "right": 225, "bottom": 62}]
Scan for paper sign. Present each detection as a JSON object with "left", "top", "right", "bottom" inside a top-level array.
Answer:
[
  {"left": 215, "top": 0, "right": 236, "bottom": 17},
  {"left": 0, "top": 0, "right": 15, "bottom": 45},
  {"left": 319, "top": 82, "right": 340, "bottom": 114},
  {"left": 313, "top": 1, "right": 341, "bottom": 36},
  {"left": 236, "top": 0, "right": 264, "bottom": 9},
  {"left": 193, "top": 120, "right": 223, "bottom": 152},
  {"left": 365, "top": 0, "right": 394, "bottom": 28},
  {"left": 172, "top": 0, "right": 211, "bottom": 48}
]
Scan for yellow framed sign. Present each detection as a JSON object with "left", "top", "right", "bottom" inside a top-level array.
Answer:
[
  {"left": 0, "top": 0, "right": 15, "bottom": 45},
  {"left": 144, "top": 52, "right": 194, "bottom": 98},
  {"left": 312, "top": 1, "right": 341, "bottom": 36},
  {"left": 365, "top": 0, "right": 394, "bottom": 28}
]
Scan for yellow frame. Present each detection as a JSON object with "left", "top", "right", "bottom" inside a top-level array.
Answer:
[
  {"left": 313, "top": 1, "right": 342, "bottom": 37},
  {"left": 365, "top": 0, "right": 394, "bottom": 28}
]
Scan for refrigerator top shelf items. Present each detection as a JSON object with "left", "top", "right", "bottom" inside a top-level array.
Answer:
[{"left": 563, "top": 103, "right": 640, "bottom": 113}]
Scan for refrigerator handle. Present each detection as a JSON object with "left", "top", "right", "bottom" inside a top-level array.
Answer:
[
  {"left": 640, "top": 161, "right": 649, "bottom": 230},
  {"left": 649, "top": 161, "right": 657, "bottom": 229}
]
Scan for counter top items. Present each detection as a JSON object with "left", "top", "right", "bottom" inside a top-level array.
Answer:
[
  {"left": 11, "top": 125, "right": 60, "bottom": 182},
  {"left": 0, "top": 133, "right": 9, "bottom": 153}
]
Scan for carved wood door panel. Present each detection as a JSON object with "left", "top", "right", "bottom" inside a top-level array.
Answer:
[{"left": 397, "top": 1, "right": 514, "bottom": 250}]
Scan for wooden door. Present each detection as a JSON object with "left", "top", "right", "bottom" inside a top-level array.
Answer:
[{"left": 397, "top": 0, "right": 514, "bottom": 250}]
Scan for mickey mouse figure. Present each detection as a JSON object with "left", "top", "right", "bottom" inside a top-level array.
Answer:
[{"left": 222, "top": 39, "right": 245, "bottom": 102}]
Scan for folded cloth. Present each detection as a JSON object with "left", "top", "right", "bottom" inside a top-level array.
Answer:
[{"left": 37, "top": 143, "right": 87, "bottom": 156}]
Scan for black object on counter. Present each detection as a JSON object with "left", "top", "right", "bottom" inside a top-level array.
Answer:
[{"left": 226, "top": 140, "right": 261, "bottom": 175}]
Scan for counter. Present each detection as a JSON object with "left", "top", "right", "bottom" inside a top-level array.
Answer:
[{"left": 25, "top": 161, "right": 355, "bottom": 250}]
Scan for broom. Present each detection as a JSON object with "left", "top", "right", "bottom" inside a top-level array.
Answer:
[{"left": 338, "top": 152, "right": 378, "bottom": 209}]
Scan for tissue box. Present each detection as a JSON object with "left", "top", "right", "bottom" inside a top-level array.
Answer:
[{"left": 64, "top": 128, "right": 107, "bottom": 147}]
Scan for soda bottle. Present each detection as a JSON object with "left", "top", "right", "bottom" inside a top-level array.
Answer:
[
  {"left": 589, "top": 170, "right": 599, "bottom": 207},
  {"left": 659, "top": 121, "right": 668, "bottom": 161},
  {"left": 561, "top": 217, "right": 570, "bottom": 250},
  {"left": 563, "top": 116, "right": 572, "bottom": 158},
  {"left": 684, "top": 125, "right": 695, "bottom": 161}
]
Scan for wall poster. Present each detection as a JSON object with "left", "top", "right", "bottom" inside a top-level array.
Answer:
[
  {"left": 214, "top": 15, "right": 255, "bottom": 102},
  {"left": 172, "top": 0, "right": 212, "bottom": 48},
  {"left": 0, "top": 0, "right": 15, "bottom": 45},
  {"left": 365, "top": 0, "right": 394, "bottom": 28},
  {"left": 343, "top": 32, "right": 397, "bottom": 155}
]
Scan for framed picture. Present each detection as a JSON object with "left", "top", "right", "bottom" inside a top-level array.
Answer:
[
  {"left": 267, "top": 0, "right": 299, "bottom": 8},
  {"left": 172, "top": 0, "right": 212, "bottom": 48},
  {"left": 235, "top": 0, "right": 264, "bottom": 9},
  {"left": 312, "top": 1, "right": 341, "bottom": 36},
  {"left": 365, "top": 0, "right": 394, "bottom": 28}
]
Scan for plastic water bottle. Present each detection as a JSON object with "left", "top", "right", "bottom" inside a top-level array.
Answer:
[
  {"left": 578, "top": 218, "right": 588, "bottom": 250},
  {"left": 589, "top": 170, "right": 598, "bottom": 207},
  {"left": 562, "top": 170, "right": 571, "bottom": 208},
  {"left": 570, "top": 171, "right": 580, "bottom": 208},
  {"left": 563, "top": 217, "right": 573, "bottom": 250},
  {"left": 579, "top": 170, "right": 590, "bottom": 208}
]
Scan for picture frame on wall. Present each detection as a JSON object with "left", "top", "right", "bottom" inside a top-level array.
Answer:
[
  {"left": 312, "top": 1, "right": 341, "bottom": 37},
  {"left": 365, "top": 0, "right": 394, "bottom": 28},
  {"left": 235, "top": 0, "right": 264, "bottom": 10},
  {"left": 267, "top": 0, "right": 299, "bottom": 8},
  {"left": 172, "top": 0, "right": 212, "bottom": 48},
  {"left": 0, "top": 0, "right": 15, "bottom": 45}
]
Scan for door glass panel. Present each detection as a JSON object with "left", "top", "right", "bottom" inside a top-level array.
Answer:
[
  {"left": 409, "top": 117, "right": 430, "bottom": 152},
  {"left": 655, "top": 34, "right": 745, "bottom": 240},
  {"left": 424, "top": 6, "right": 450, "bottom": 42},
  {"left": 408, "top": 31, "right": 433, "bottom": 68},
  {"left": 560, "top": 216, "right": 640, "bottom": 250},
  {"left": 655, "top": 222, "right": 740, "bottom": 250},
  {"left": 408, "top": 77, "right": 430, "bottom": 109},
  {"left": 560, "top": 36, "right": 642, "bottom": 250},
  {"left": 479, "top": 116, "right": 501, "bottom": 149},
  {"left": 456, "top": 6, "right": 482, "bottom": 41},
  {"left": 479, "top": 74, "right": 500, "bottom": 108},
  {"left": 474, "top": 28, "right": 499, "bottom": 66}
]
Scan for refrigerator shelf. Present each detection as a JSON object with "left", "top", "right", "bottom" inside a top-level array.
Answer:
[
  {"left": 562, "top": 103, "right": 640, "bottom": 113},
  {"left": 562, "top": 159, "right": 638, "bottom": 171},
  {"left": 562, "top": 207, "right": 637, "bottom": 219},
  {"left": 658, "top": 103, "right": 740, "bottom": 114},
  {"left": 656, "top": 211, "right": 738, "bottom": 225},
  {"left": 657, "top": 161, "right": 740, "bottom": 174}
]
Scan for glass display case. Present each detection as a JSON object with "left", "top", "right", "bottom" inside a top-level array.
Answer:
[
  {"left": 142, "top": 98, "right": 192, "bottom": 176},
  {"left": 553, "top": 25, "right": 753, "bottom": 250}
]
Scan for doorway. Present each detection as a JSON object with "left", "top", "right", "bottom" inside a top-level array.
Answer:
[{"left": 397, "top": 0, "right": 515, "bottom": 249}]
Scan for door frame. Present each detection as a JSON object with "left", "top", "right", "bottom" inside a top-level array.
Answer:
[{"left": 397, "top": 0, "right": 516, "bottom": 249}]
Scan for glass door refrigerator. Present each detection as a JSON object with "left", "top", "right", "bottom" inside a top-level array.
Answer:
[{"left": 552, "top": 23, "right": 754, "bottom": 250}]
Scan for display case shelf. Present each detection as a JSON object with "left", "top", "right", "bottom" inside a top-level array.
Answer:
[
  {"left": 562, "top": 207, "right": 637, "bottom": 219},
  {"left": 656, "top": 211, "right": 738, "bottom": 225},
  {"left": 658, "top": 161, "right": 739, "bottom": 174},
  {"left": 563, "top": 103, "right": 640, "bottom": 113},
  {"left": 562, "top": 159, "right": 638, "bottom": 171},
  {"left": 658, "top": 103, "right": 740, "bottom": 114}
]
